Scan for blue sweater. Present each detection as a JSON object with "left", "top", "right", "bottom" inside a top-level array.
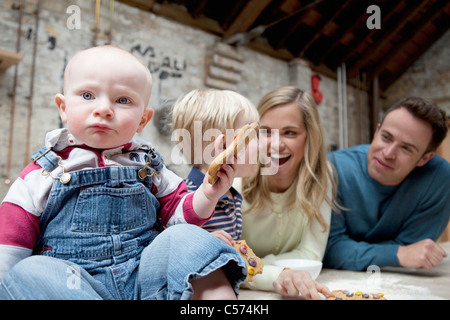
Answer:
[{"left": 324, "top": 145, "right": 450, "bottom": 271}]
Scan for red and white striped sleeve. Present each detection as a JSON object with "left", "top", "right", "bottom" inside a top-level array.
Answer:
[
  {"left": 152, "top": 166, "right": 213, "bottom": 228},
  {"left": 0, "top": 162, "right": 53, "bottom": 281}
]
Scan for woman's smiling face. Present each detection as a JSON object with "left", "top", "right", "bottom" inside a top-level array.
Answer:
[{"left": 259, "top": 103, "right": 307, "bottom": 192}]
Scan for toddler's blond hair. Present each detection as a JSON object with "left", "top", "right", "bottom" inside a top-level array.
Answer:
[{"left": 172, "top": 89, "right": 259, "bottom": 165}]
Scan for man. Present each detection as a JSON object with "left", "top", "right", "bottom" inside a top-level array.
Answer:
[{"left": 324, "top": 97, "right": 449, "bottom": 271}]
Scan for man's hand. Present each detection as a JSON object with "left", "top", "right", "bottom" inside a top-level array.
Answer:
[{"left": 397, "top": 238, "right": 447, "bottom": 269}]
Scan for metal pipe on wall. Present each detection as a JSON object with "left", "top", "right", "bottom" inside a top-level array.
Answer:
[
  {"left": 337, "top": 63, "right": 348, "bottom": 150},
  {"left": 24, "top": 0, "right": 40, "bottom": 165},
  {"left": 343, "top": 62, "right": 348, "bottom": 149},
  {"left": 337, "top": 64, "right": 343, "bottom": 149},
  {"left": 5, "top": 0, "right": 24, "bottom": 187}
]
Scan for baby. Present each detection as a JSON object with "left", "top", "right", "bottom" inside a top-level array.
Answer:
[{"left": 0, "top": 46, "right": 247, "bottom": 300}]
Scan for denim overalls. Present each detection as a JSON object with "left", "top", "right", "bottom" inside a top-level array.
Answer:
[{"left": 2, "top": 146, "right": 247, "bottom": 300}]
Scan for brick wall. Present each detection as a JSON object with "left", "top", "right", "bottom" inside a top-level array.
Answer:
[
  {"left": 0, "top": 0, "right": 371, "bottom": 198},
  {"left": 384, "top": 30, "right": 450, "bottom": 115}
]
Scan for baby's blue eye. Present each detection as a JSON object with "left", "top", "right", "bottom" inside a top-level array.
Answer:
[
  {"left": 82, "top": 92, "right": 94, "bottom": 100},
  {"left": 117, "top": 97, "right": 130, "bottom": 104}
]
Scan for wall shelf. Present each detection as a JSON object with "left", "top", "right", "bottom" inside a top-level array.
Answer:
[{"left": 0, "top": 49, "right": 23, "bottom": 70}]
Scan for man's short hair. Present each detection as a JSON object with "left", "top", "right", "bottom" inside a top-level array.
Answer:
[{"left": 382, "top": 97, "right": 448, "bottom": 153}]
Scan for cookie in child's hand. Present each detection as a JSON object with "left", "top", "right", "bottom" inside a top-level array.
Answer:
[
  {"left": 233, "top": 240, "right": 263, "bottom": 282},
  {"left": 327, "top": 290, "right": 386, "bottom": 300},
  {"left": 207, "top": 122, "right": 258, "bottom": 184}
]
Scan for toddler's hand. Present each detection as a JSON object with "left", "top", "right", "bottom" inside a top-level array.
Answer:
[
  {"left": 191, "top": 155, "right": 237, "bottom": 220},
  {"left": 203, "top": 163, "right": 236, "bottom": 201},
  {"left": 211, "top": 230, "right": 234, "bottom": 247}
]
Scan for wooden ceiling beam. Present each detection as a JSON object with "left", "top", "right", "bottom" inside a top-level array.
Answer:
[
  {"left": 151, "top": 1, "right": 224, "bottom": 35},
  {"left": 347, "top": 0, "right": 431, "bottom": 77},
  {"left": 120, "top": 0, "right": 156, "bottom": 11},
  {"left": 315, "top": 1, "right": 371, "bottom": 66},
  {"left": 298, "top": 0, "right": 352, "bottom": 56},
  {"left": 188, "top": 0, "right": 209, "bottom": 18},
  {"left": 118, "top": 0, "right": 448, "bottom": 88},
  {"left": 380, "top": 10, "right": 450, "bottom": 91},
  {"left": 339, "top": 0, "right": 407, "bottom": 69},
  {"left": 270, "top": 10, "right": 309, "bottom": 50},
  {"left": 366, "top": 0, "right": 448, "bottom": 83},
  {"left": 222, "top": 0, "right": 272, "bottom": 40}
]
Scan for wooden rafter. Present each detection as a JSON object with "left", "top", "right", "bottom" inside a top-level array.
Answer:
[
  {"left": 380, "top": 8, "right": 450, "bottom": 91},
  {"left": 347, "top": 0, "right": 432, "bottom": 77},
  {"left": 315, "top": 1, "right": 371, "bottom": 66},
  {"left": 298, "top": 0, "right": 352, "bottom": 57},
  {"left": 367, "top": 0, "right": 448, "bottom": 84},
  {"left": 118, "top": 0, "right": 450, "bottom": 93},
  {"left": 339, "top": 0, "right": 407, "bottom": 71},
  {"left": 222, "top": 0, "right": 272, "bottom": 40}
]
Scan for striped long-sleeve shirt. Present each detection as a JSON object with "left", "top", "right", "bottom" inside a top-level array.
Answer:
[{"left": 185, "top": 166, "right": 242, "bottom": 240}]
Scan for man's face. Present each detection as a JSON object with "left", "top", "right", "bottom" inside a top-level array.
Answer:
[{"left": 367, "top": 107, "right": 435, "bottom": 186}]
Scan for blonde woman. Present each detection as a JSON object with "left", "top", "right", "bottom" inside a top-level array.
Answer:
[
  {"left": 172, "top": 89, "right": 260, "bottom": 243},
  {"left": 236, "top": 86, "right": 338, "bottom": 299}
]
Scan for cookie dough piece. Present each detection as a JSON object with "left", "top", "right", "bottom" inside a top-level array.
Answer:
[
  {"left": 233, "top": 240, "right": 263, "bottom": 282},
  {"left": 327, "top": 290, "right": 386, "bottom": 300},
  {"left": 208, "top": 122, "right": 258, "bottom": 184}
]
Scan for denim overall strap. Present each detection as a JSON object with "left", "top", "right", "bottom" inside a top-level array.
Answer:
[
  {"left": 138, "top": 147, "right": 165, "bottom": 179},
  {"left": 148, "top": 147, "right": 165, "bottom": 172},
  {"left": 35, "top": 165, "right": 160, "bottom": 259},
  {"left": 32, "top": 147, "right": 61, "bottom": 172}
]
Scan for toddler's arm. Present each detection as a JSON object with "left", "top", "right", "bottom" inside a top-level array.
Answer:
[{"left": 192, "top": 164, "right": 236, "bottom": 219}]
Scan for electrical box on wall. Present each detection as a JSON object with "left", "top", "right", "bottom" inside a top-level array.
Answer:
[{"left": 0, "top": 49, "right": 23, "bottom": 70}]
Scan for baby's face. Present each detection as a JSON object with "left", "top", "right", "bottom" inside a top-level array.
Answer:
[{"left": 56, "top": 48, "right": 153, "bottom": 149}]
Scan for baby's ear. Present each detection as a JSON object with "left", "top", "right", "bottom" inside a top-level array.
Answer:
[
  {"left": 55, "top": 94, "right": 67, "bottom": 123},
  {"left": 137, "top": 108, "right": 154, "bottom": 133}
]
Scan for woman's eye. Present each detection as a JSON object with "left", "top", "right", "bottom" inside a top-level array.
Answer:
[
  {"left": 82, "top": 92, "right": 94, "bottom": 100},
  {"left": 285, "top": 131, "right": 298, "bottom": 136},
  {"left": 117, "top": 97, "right": 130, "bottom": 104}
]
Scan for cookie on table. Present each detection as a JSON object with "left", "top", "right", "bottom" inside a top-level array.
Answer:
[
  {"left": 233, "top": 240, "right": 263, "bottom": 282},
  {"left": 327, "top": 290, "right": 386, "bottom": 300}
]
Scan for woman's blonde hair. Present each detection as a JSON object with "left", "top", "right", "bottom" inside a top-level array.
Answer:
[
  {"left": 172, "top": 88, "right": 259, "bottom": 165},
  {"left": 242, "top": 86, "right": 339, "bottom": 231}
]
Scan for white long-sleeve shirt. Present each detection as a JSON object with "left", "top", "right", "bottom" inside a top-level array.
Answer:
[{"left": 233, "top": 178, "right": 331, "bottom": 291}]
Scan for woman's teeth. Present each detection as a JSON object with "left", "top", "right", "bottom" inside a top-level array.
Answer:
[{"left": 271, "top": 154, "right": 291, "bottom": 165}]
